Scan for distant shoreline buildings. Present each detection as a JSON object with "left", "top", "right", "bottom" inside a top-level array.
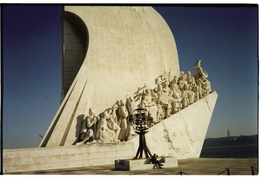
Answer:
[{"left": 227, "top": 128, "right": 231, "bottom": 137}]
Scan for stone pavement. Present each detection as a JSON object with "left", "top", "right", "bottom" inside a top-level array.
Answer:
[{"left": 6, "top": 158, "right": 258, "bottom": 175}]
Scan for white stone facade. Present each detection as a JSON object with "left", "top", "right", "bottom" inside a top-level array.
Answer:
[{"left": 40, "top": 6, "right": 180, "bottom": 148}]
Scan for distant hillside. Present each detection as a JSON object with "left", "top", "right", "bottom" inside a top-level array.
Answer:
[
  {"left": 200, "top": 135, "right": 258, "bottom": 158},
  {"left": 203, "top": 135, "right": 258, "bottom": 147}
]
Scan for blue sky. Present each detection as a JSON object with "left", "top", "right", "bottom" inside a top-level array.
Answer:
[
  {"left": 154, "top": 6, "right": 258, "bottom": 139},
  {"left": 3, "top": 5, "right": 258, "bottom": 149}
]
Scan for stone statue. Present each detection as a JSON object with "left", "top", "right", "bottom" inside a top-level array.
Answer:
[
  {"left": 169, "top": 76, "right": 179, "bottom": 91},
  {"left": 133, "top": 84, "right": 147, "bottom": 104},
  {"left": 77, "top": 108, "right": 98, "bottom": 145},
  {"left": 169, "top": 75, "right": 183, "bottom": 113},
  {"left": 111, "top": 104, "right": 119, "bottom": 125},
  {"left": 186, "top": 71, "right": 196, "bottom": 90},
  {"left": 157, "top": 82, "right": 173, "bottom": 119},
  {"left": 172, "top": 99, "right": 182, "bottom": 114},
  {"left": 178, "top": 71, "right": 188, "bottom": 91},
  {"left": 126, "top": 96, "right": 138, "bottom": 136},
  {"left": 152, "top": 84, "right": 162, "bottom": 102},
  {"left": 156, "top": 103, "right": 165, "bottom": 122},
  {"left": 157, "top": 71, "right": 170, "bottom": 85},
  {"left": 194, "top": 60, "right": 208, "bottom": 81},
  {"left": 76, "top": 62, "right": 213, "bottom": 145},
  {"left": 140, "top": 88, "right": 159, "bottom": 123},
  {"left": 191, "top": 83, "right": 201, "bottom": 101},
  {"left": 194, "top": 60, "right": 211, "bottom": 96},
  {"left": 117, "top": 100, "right": 130, "bottom": 141},
  {"left": 181, "top": 90, "right": 189, "bottom": 108},
  {"left": 106, "top": 108, "right": 121, "bottom": 142},
  {"left": 126, "top": 96, "right": 137, "bottom": 115},
  {"left": 171, "top": 92, "right": 183, "bottom": 114},
  {"left": 150, "top": 86, "right": 164, "bottom": 121},
  {"left": 96, "top": 110, "right": 117, "bottom": 143},
  {"left": 187, "top": 90, "right": 195, "bottom": 104}
]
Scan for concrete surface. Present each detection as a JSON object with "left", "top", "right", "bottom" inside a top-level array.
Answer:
[
  {"left": 3, "top": 142, "right": 136, "bottom": 173},
  {"left": 115, "top": 157, "right": 178, "bottom": 170},
  {"left": 5, "top": 158, "right": 258, "bottom": 175}
]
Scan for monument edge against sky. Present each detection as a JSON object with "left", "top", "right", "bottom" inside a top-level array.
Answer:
[{"left": 39, "top": 6, "right": 181, "bottom": 147}]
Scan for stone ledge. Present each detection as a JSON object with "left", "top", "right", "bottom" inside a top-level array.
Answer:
[
  {"left": 3, "top": 142, "right": 136, "bottom": 173},
  {"left": 115, "top": 157, "right": 178, "bottom": 170}
]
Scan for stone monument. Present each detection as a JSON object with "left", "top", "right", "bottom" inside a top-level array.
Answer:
[{"left": 3, "top": 6, "right": 218, "bottom": 173}]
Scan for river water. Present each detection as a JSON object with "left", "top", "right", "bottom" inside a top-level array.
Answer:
[{"left": 200, "top": 144, "right": 258, "bottom": 158}]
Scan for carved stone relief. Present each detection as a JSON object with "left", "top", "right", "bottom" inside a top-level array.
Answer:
[{"left": 76, "top": 61, "right": 213, "bottom": 144}]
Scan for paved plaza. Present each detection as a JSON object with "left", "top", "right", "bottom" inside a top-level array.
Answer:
[{"left": 6, "top": 158, "right": 258, "bottom": 175}]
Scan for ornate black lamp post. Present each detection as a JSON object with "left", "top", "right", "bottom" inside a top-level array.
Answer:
[{"left": 129, "top": 108, "right": 153, "bottom": 159}]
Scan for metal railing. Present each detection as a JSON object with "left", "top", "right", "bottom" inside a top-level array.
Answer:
[
  {"left": 218, "top": 168, "right": 230, "bottom": 175},
  {"left": 251, "top": 166, "right": 258, "bottom": 175},
  {"left": 175, "top": 166, "right": 258, "bottom": 175},
  {"left": 176, "top": 171, "right": 188, "bottom": 175}
]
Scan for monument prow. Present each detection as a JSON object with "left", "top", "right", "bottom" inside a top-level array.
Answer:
[{"left": 130, "top": 91, "right": 218, "bottom": 159}]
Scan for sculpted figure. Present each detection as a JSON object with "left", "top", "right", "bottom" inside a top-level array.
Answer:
[
  {"left": 194, "top": 60, "right": 211, "bottom": 96},
  {"left": 171, "top": 89, "right": 183, "bottom": 114},
  {"left": 162, "top": 71, "right": 170, "bottom": 84},
  {"left": 133, "top": 84, "right": 147, "bottom": 105},
  {"left": 77, "top": 108, "right": 98, "bottom": 145},
  {"left": 187, "top": 90, "right": 195, "bottom": 104},
  {"left": 151, "top": 87, "right": 164, "bottom": 121},
  {"left": 154, "top": 84, "right": 166, "bottom": 118},
  {"left": 155, "top": 71, "right": 170, "bottom": 85},
  {"left": 178, "top": 71, "right": 188, "bottom": 91},
  {"left": 157, "top": 83, "right": 174, "bottom": 119},
  {"left": 171, "top": 86, "right": 182, "bottom": 101},
  {"left": 202, "top": 82, "right": 211, "bottom": 97},
  {"left": 96, "top": 110, "right": 117, "bottom": 142},
  {"left": 181, "top": 90, "right": 190, "bottom": 108},
  {"left": 169, "top": 76, "right": 183, "bottom": 111},
  {"left": 126, "top": 96, "right": 139, "bottom": 135},
  {"left": 186, "top": 71, "right": 196, "bottom": 90},
  {"left": 191, "top": 83, "right": 201, "bottom": 101},
  {"left": 194, "top": 60, "right": 208, "bottom": 81},
  {"left": 106, "top": 108, "right": 120, "bottom": 142},
  {"left": 172, "top": 100, "right": 182, "bottom": 114},
  {"left": 152, "top": 84, "right": 163, "bottom": 102},
  {"left": 161, "top": 81, "right": 172, "bottom": 95},
  {"left": 169, "top": 76, "right": 179, "bottom": 91},
  {"left": 140, "top": 89, "right": 159, "bottom": 123},
  {"left": 117, "top": 100, "right": 130, "bottom": 141},
  {"left": 126, "top": 96, "right": 137, "bottom": 114},
  {"left": 111, "top": 104, "right": 119, "bottom": 125}
]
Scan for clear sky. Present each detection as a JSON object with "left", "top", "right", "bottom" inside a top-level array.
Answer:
[{"left": 3, "top": 5, "right": 258, "bottom": 149}]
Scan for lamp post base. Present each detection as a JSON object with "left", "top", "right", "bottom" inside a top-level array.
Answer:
[{"left": 133, "top": 130, "right": 152, "bottom": 159}]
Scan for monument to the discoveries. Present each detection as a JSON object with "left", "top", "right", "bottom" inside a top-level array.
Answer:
[
  {"left": 39, "top": 6, "right": 180, "bottom": 147},
  {"left": 3, "top": 6, "right": 218, "bottom": 173}
]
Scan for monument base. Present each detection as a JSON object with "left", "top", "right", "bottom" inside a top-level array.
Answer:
[
  {"left": 3, "top": 142, "right": 136, "bottom": 173},
  {"left": 115, "top": 157, "right": 178, "bottom": 171}
]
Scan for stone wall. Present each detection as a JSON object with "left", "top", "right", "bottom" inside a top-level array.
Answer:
[{"left": 3, "top": 142, "right": 135, "bottom": 173}]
